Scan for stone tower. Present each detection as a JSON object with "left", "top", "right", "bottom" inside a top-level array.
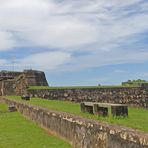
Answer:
[{"left": 0, "top": 69, "right": 48, "bottom": 96}]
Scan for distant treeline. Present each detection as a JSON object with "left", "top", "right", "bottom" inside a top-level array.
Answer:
[{"left": 122, "top": 79, "right": 148, "bottom": 86}]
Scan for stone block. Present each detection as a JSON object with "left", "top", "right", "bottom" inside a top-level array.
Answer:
[
  {"left": 8, "top": 105, "right": 17, "bottom": 112},
  {"left": 93, "top": 104, "right": 99, "bottom": 114},
  {"left": 80, "top": 102, "right": 85, "bottom": 112},
  {"left": 111, "top": 106, "right": 128, "bottom": 116},
  {"left": 85, "top": 105, "right": 94, "bottom": 114},
  {"left": 98, "top": 106, "right": 108, "bottom": 117},
  {"left": 21, "top": 95, "right": 30, "bottom": 101}
]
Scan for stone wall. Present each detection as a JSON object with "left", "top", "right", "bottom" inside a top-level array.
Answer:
[
  {"left": 0, "top": 71, "right": 22, "bottom": 80},
  {"left": 28, "top": 87, "right": 148, "bottom": 108},
  {"left": 1, "top": 97, "right": 148, "bottom": 148},
  {"left": 0, "top": 70, "right": 48, "bottom": 96},
  {"left": 24, "top": 70, "right": 48, "bottom": 86},
  {"left": 0, "top": 80, "right": 16, "bottom": 95}
]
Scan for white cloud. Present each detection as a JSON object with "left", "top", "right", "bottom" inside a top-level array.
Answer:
[
  {"left": 138, "top": 72, "right": 148, "bottom": 78},
  {"left": 0, "top": 0, "right": 148, "bottom": 71},
  {"left": 0, "top": 59, "right": 7, "bottom": 65},
  {"left": 0, "top": 0, "right": 98, "bottom": 49},
  {"left": 0, "top": 0, "right": 146, "bottom": 51},
  {"left": 60, "top": 50, "right": 148, "bottom": 72},
  {"left": 20, "top": 51, "right": 71, "bottom": 70},
  {"left": 114, "top": 70, "right": 126, "bottom": 73},
  {"left": 0, "top": 31, "right": 17, "bottom": 50}
]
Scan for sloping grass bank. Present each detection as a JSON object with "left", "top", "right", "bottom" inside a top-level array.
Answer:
[
  {"left": 0, "top": 103, "right": 71, "bottom": 148},
  {"left": 7, "top": 96, "right": 148, "bottom": 132}
]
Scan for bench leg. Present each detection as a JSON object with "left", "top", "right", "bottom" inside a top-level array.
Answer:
[
  {"left": 85, "top": 106, "right": 94, "bottom": 114},
  {"left": 93, "top": 104, "right": 108, "bottom": 116},
  {"left": 98, "top": 107, "right": 108, "bottom": 117},
  {"left": 80, "top": 103, "right": 85, "bottom": 112},
  {"left": 81, "top": 103, "right": 94, "bottom": 114},
  {"left": 111, "top": 106, "right": 128, "bottom": 116},
  {"left": 93, "top": 104, "right": 98, "bottom": 114}
]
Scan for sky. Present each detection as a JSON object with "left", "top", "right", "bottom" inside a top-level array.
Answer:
[{"left": 0, "top": 0, "right": 148, "bottom": 86}]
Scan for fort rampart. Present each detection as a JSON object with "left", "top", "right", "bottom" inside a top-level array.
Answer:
[
  {"left": 28, "top": 87, "right": 148, "bottom": 108},
  {"left": 0, "top": 70, "right": 147, "bottom": 109},
  {"left": 0, "top": 70, "right": 48, "bottom": 95},
  {"left": 1, "top": 97, "right": 148, "bottom": 148}
]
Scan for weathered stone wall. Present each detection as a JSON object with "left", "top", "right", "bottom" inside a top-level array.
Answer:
[
  {"left": 24, "top": 70, "right": 48, "bottom": 86},
  {"left": 1, "top": 97, "right": 148, "bottom": 148},
  {"left": 0, "top": 71, "right": 22, "bottom": 79},
  {"left": 0, "top": 80, "right": 16, "bottom": 95},
  {"left": 0, "top": 81, "right": 2, "bottom": 96},
  {"left": 0, "top": 70, "right": 48, "bottom": 96},
  {"left": 28, "top": 87, "right": 148, "bottom": 108}
]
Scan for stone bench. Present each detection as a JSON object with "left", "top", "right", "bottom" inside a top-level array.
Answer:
[
  {"left": 80, "top": 102, "right": 94, "bottom": 114},
  {"left": 81, "top": 102, "right": 128, "bottom": 117},
  {"left": 21, "top": 95, "right": 30, "bottom": 101}
]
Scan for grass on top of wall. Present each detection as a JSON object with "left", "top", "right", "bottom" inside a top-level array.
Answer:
[
  {"left": 7, "top": 96, "right": 148, "bottom": 132},
  {"left": 28, "top": 85, "right": 140, "bottom": 90},
  {"left": 0, "top": 102, "right": 71, "bottom": 148}
]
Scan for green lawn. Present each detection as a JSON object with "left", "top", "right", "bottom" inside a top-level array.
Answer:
[
  {"left": 7, "top": 96, "right": 148, "bottom": 132},
  {"left": 28, "top": 85, "right": 139, "bottom": 90},
  {"left": 0, "top": 103, "right": 71, "bottom": 148}
]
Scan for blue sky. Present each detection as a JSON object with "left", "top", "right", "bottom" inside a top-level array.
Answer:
[{"left": 0, "top": 0, "right": 148, "bottom": 86}]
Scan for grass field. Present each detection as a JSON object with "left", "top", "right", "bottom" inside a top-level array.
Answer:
[
  {"left": 28, "top": 85, "right": 139, "bottom": 90},
  {"left": 7, "top": 96, "right": 148, "bottom": 132},
  {"left": 0, "top": 102, "right": 71, "bottom": 148}
]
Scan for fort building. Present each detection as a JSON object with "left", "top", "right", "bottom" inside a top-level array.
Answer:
[{"left": 0, "top": 69, "right": 48, "bottom": 96}]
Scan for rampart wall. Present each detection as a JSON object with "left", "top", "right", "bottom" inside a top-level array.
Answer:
[
  {"left": 1, "top": 97, "right": 148, "bottom": 148},
  {"left": 0, "top": 70, "right": 48, "bottom": 95},
  {"left": 28, "top": 87, "right": 148, "bottom": 108}
]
